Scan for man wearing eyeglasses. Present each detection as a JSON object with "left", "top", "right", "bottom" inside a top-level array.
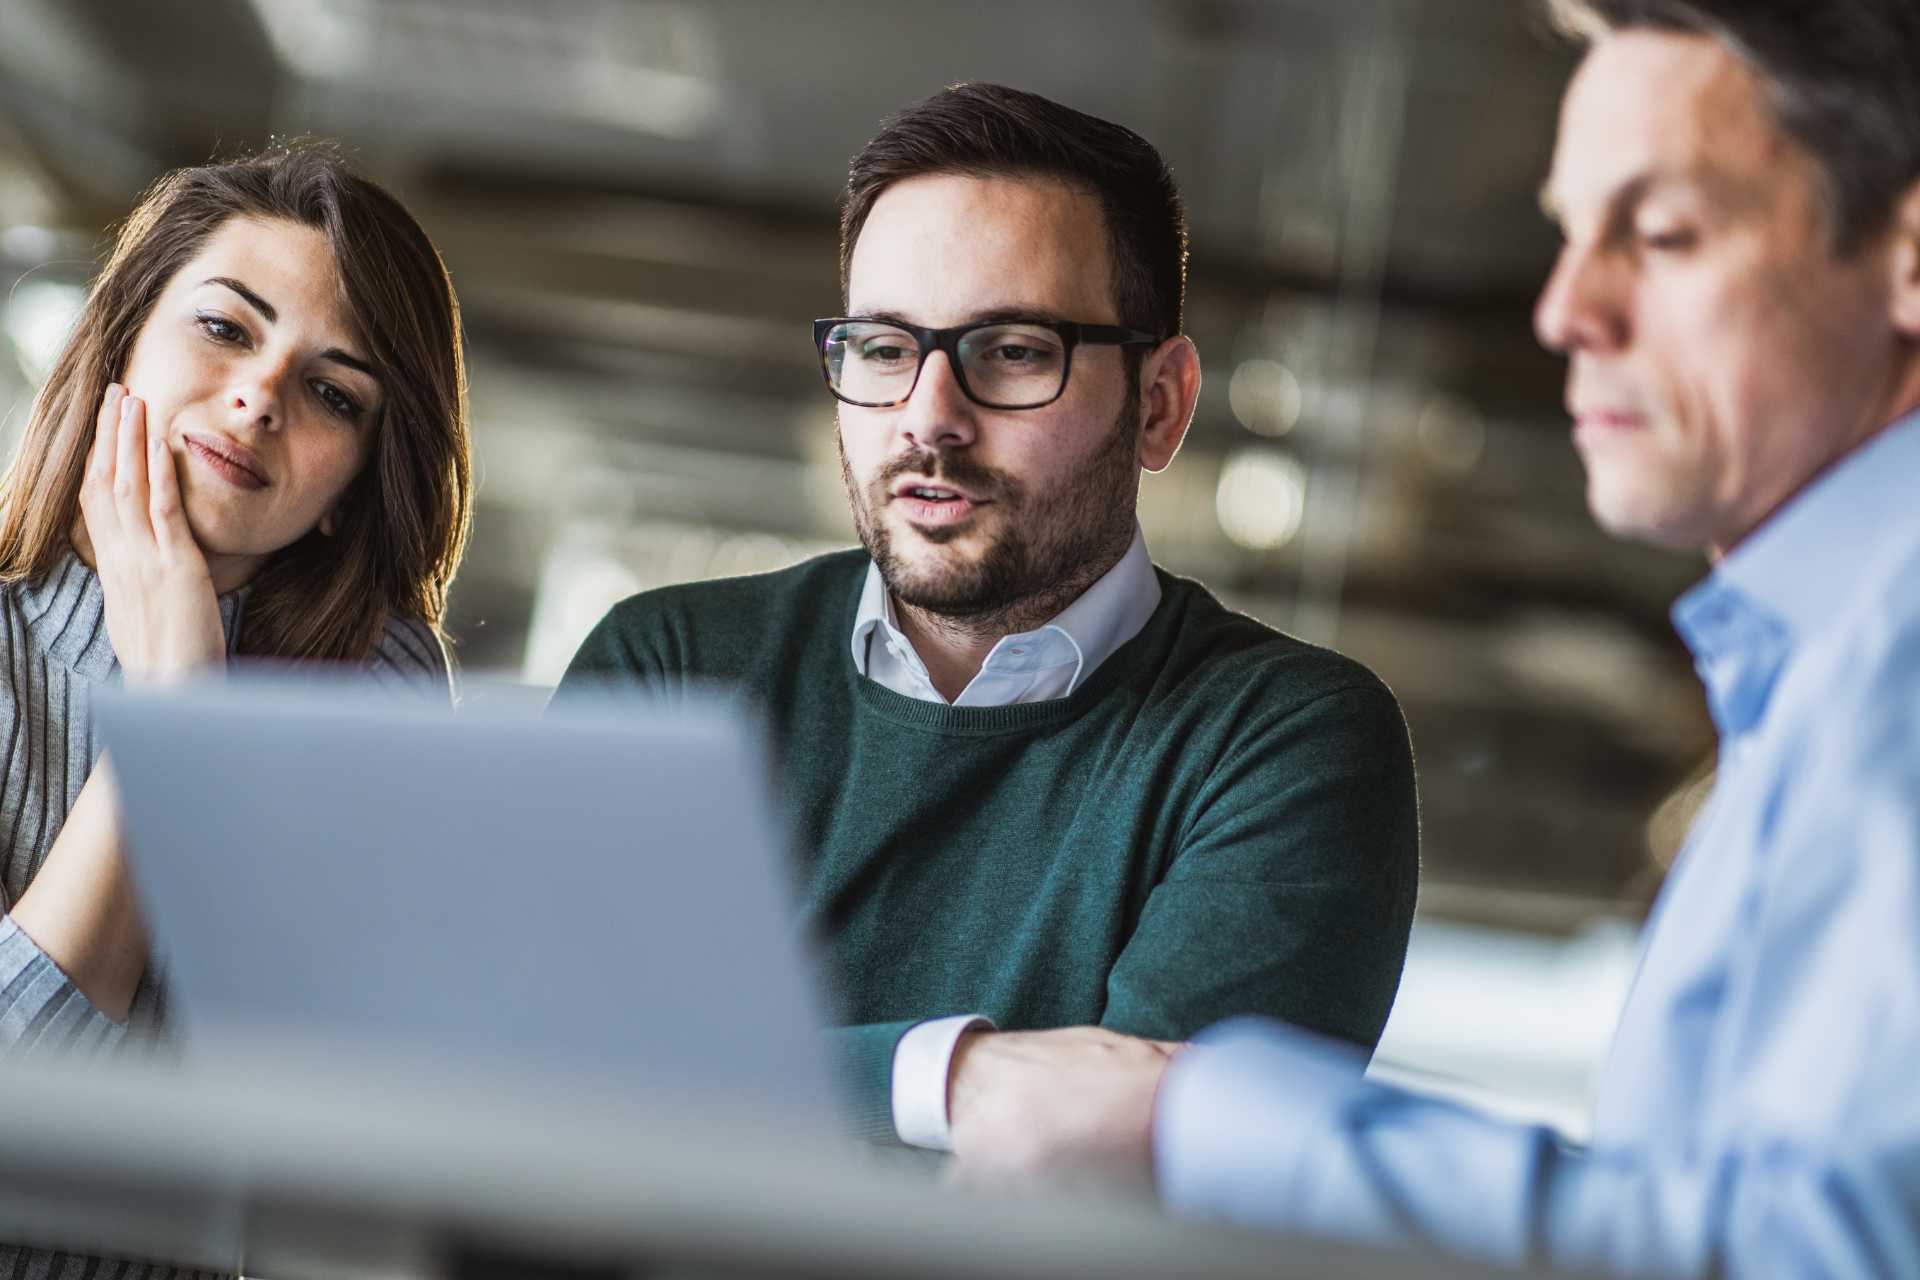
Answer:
[
  {"left": 927, "top": 3, "right": 1920, "bottom": 1273},
  {"left": 561, "top": 83, "right": 1419, "bottom": 1158}
]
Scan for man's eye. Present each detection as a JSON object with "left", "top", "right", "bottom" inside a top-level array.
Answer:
[
  {"left": 1638, "top": 227, "right": 1698, "bottom": 252},
  {"left": 985, "top": 343, "right": 1056, "bottom": 366},
  {"left": 859, "top": 344, "right": 913, "bottom": 362}
]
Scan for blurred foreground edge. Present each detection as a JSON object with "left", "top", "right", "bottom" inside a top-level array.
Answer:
[{"left": 0, "top": 1047, "right": 1548, "bottom": 1280}]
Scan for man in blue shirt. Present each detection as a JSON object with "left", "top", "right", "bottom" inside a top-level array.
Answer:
[{"left": 943, "top": 1, "right": 1920, "bottom": 1273}]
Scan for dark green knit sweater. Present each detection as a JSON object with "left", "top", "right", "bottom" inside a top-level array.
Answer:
[{"left": 560, "top": 549, "right": 1419, "bottom": 1141}]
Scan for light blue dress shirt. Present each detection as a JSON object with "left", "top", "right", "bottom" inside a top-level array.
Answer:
[{"left": 1155, "top": 410, "right": 1920, "bottom": 1277}]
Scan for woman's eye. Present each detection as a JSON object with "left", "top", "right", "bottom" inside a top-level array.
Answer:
[
  {"left": 312, "top": 380, "right": 362, "bottom": 421},
  {"left": 195, "top": 313, "right": 247, "bottom": 344}
]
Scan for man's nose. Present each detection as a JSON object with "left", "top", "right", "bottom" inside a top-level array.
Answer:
[
  {"left": 1534, "top": 240, "right": 1629, "bottom": 356},
  {"left": 896, "top": 351, "right": 979, "bottom": 452}
]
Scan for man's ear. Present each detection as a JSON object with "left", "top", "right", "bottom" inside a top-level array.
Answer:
[
  {"left": 1888, "top": 177, "right": 1920, "bottom": 338},
  {"left": 1137, "top": 335, "right": 1201, "bottom": 474}
]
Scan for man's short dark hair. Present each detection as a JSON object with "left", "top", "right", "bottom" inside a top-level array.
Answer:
[
  {"left": 1547, "top": 0, "right": 1920, "bottom": 255},
  {"left": 839, "top": 82, "right": 1188, "bottom": 344}
]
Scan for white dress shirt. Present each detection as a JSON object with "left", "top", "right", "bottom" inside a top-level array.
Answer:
[{"left": 848, "top": 524, "right": 1162, "bottom": 1149}]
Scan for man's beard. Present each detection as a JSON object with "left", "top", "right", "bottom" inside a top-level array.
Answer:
[{"left": 837, "top": 394, "right": 1141, "bottom": 628}]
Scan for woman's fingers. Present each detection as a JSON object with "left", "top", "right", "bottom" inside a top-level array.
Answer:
[
  {"left": 112, "top": 393, "right": 156, "bottom": 549},
  {"left": 79, "top": 383, "right": 127, "bottom": 541},
  {"left": 77, "top": 386, "right": 224, "bottom": 681},
  {"left": 146, "top": 425, "right": 197, "bottom": 558},
  {"left": 87, "top": 383, "right": 124, "bottom": 474},
  {"left": 84, "top": 386, "right": 202, "bottom": 564}
]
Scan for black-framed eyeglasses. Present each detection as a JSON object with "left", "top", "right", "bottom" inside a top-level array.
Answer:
[{"left": 812, "top": 317, "right": 1159, "bottom": 410}]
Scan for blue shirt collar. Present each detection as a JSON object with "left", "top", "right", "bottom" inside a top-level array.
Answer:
[{"left": 1674, "top": 409, "right": 1920, "bottom": 739}]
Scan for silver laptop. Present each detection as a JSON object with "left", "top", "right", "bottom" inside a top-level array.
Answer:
[{"left": 95, "top": 675, "right": 840, "bottom": 1134}]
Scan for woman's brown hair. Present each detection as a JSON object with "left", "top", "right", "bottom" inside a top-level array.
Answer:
[{"left": 0, "top": 140, "right": 472, "bottom": 663}]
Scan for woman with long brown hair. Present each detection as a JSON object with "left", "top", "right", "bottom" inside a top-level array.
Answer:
[{"left": 0, "top": 138, "right": 470, "bottom": 1112}]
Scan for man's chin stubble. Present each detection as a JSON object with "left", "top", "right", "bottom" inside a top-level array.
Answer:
[
  {"left": 873, "top": 518, "right": 1033, "bottom": 619},
  {"left": 838, "top": 394, "right": 1139, "bottom": 629}
]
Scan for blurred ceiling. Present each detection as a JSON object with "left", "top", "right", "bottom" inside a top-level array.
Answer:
[{"left": 0, "top": 0, "right": 1714, "bottom": 919}]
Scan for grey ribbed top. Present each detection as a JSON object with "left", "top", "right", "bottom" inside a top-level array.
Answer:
[{"left": 0, "top": 551, "right": 448, "bottom": 1279}]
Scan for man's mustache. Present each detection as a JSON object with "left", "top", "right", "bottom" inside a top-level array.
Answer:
[{"left": 873, "top": 448, "right": 1018, "bottom": 505}]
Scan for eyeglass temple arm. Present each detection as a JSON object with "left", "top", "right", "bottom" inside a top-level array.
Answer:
[{"left": 1074, "top": 324, "right": 1162, "bottom": 346}]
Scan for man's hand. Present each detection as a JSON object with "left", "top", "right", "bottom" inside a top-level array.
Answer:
[{"left": 947, "top": 1026, "right": 1182, "bottom": 1185}]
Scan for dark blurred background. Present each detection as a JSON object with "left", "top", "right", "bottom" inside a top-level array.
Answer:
[{"left": 0, "top": 0, "right": 1715, "bottom": 1125}]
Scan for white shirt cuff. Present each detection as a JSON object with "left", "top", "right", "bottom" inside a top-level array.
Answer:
[{"left": 891, "top": 1014, "right": 994, "bottom": 1150}]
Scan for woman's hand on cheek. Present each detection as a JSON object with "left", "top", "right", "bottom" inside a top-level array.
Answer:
[{"left": 79, "top": 384, "right": 226, "bottom": 683}]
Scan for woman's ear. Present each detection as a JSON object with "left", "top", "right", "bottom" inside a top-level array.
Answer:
[{"left": 318, "top": 510, "right": 337, "bottom": 538}]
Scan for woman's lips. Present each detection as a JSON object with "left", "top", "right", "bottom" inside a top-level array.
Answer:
[{"left": 183, "top": 434, "right": 269, "bottom": 490}]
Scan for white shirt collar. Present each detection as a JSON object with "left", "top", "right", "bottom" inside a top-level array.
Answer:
[{"left": 850, "top": 524, "right": 1160, "bottom": 707}]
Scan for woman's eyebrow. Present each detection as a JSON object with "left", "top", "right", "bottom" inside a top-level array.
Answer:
[
  {"left": 320, "top": 349, "right": 377, "bottom": 380},
  {"left": 205, "top": 276, "right": 277, "bottom": 323}
]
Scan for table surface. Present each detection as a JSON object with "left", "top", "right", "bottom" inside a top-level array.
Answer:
[{"left": 0, "top": 1048, "right": 1533, "bottom": 1280}]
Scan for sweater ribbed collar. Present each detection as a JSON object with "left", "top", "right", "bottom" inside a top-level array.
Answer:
[{"left": 17, "top": 550, "right": 251, "bottom": 681}]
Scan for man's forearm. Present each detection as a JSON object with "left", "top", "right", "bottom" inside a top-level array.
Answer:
[{"left": 1155, "top": 1019, "right": 1920, "bottom": 1279}]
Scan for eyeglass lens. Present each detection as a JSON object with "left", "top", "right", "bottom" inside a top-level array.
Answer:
[{"left": 823, "top": 321, "right": 1068, "bottom": 407}]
